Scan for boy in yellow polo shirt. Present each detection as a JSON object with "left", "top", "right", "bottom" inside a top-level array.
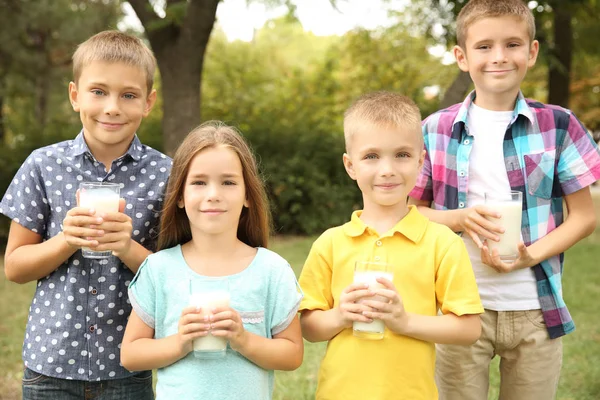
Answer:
[{"left": 298, "top": 91, "right": 484, "bottom": 400}]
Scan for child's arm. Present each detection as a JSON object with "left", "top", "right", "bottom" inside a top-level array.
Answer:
[
  {"left": 89, "top": 199, "right": 151, "bottom": 273},
  {"left": 210, "top": 306, "right": 304, "bottom": 371},
  {"left": 408, "top": 198, "right": 503, "bottom": 248},
  {"left": 363, "top": 278, "right": 481, "bottom": 345},
  {"left": 481, "top": 186, "right": 596, "bottom": 273},
  {"left": 4, "top": 206, "right": 102, "bottom": 283},
  {"left": 121, "top": 306, "right": 208, "bottom": 371},
  {"left": 300, "top": 283, "right": 374, "bottom": 342}
]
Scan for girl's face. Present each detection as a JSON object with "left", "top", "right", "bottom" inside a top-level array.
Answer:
[{"left": 178, "top": 145, "right": 248, "bottom": 238}]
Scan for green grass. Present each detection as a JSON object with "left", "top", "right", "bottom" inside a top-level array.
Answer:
[{"left": 2, "top": 201, "right": 600, "bottom": 399}]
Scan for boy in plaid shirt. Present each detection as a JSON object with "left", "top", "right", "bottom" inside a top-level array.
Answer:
[{"left": 409, "top": 1, "right": 600, "bottom": 399}]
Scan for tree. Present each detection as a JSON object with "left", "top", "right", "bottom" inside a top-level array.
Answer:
[{"left": 128, "top": 0, "right": 219, "bottom": 155}]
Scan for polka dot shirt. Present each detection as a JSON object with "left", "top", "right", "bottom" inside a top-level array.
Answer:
[{"left": 0, "top": 132, "right": 172, "bottom": 381}]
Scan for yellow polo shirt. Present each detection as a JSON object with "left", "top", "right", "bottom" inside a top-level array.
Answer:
[{"left": 299, "top": 206, "right": 483, "bottom": 400}]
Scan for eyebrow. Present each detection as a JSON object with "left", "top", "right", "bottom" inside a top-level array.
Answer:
[
  {"left": 188, "top": 173, "right": 242, "bottom": 179},
  {"left": 87, "top": 82, "right": 143, "bottom": 92},
  {"left": 473, "top": 36, "right": 526, "bottom": 46}
]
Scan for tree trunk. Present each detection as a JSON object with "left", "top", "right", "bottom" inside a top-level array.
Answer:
[
  {"left": 548, "top": 5, "right": 572, "bottom": 107},
  {"left": 128, "top": 0, "right": 220, "bottom": 156},
  {"left": 440, "top": 70, "right": 472, "bottom": 108},
  {"left": 155, "top": 48, "right": 202, "bottom": 155}
]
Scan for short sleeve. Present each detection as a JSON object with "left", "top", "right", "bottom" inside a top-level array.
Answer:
[
  {"left": 557, "top": 112, "right": 600, "bottom": 194},
  {"left": 128, "top": 257, "right": 157, "bottom": 329},
  {"left": 435, "top": 236, "right": 484, "bottom": 316},
  {"left": 409, "top": 123, "right": 434, "bottom": 201},
  {"left": 298, "top": 232, "right": 334, "bottom": 312},
  {"left": 0, "top": 151, "right": 50, "bottom": 234},
  {"left": 270, "top": 262, "right": 303, "bottom": 336}
]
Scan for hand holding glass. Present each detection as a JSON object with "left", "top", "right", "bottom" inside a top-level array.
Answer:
[
  {"left": 189, "top": 278, "right": 230, "bottom": 359},
  {"left": 484, "top": 191, "right": 523, "bottom": 261},
  {"left": 78, "top": 182, "right": 120, "bottom": 259},
  {"left": 353, "top": 261, "right": 393, "bottom": 340}
]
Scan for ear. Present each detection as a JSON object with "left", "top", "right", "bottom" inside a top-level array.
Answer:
[
  {"left": 417, "top": 149, "right": 426, "bottom": 172},
  {"left": 453, "top": 45, "right": 469, "bottom": 72},
  {"left": 343, "top": 153, "right": 357, "bottom": 181},
  {"left": 243, "top": 197, "right": 249, "bottom": 208},
  {"left": 68, "top": 82, "right": 80, "bottom": 112},
  {"left": 143, "top": 89, "right": 157, "bottom": 117},
  {"left": 177, "top": 198, "right": 184, "bottom": 209},
  {"left": 527, "top": 40, "right": 540, "bottom": 68}
]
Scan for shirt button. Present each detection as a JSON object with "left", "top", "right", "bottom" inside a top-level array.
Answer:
[
  {"left": 464, "top": 139, "right": 471, "bottom": 145},
  {"left": 374, "top": 256, "right": 381, "bottom": 261},
  {"left": 376, "top": 240, "right": 382, "bottom": 247},
  {"left": 459, "top": 171, "right": 465, "bottom": 177},
  {"left": 91, "top": 288, "right": 97, "bottom": 295},
  {"left": 89, "top": 325, "right": 95, "bottom": 332},
  {"left": 459, "top": 202, "right": 465, "bottom": 208}
]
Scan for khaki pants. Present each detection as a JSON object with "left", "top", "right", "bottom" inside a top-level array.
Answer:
[{"left": 436, "top": 309, "right": 562, "bottom": 400}]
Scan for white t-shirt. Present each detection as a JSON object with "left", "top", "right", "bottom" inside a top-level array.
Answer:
[{"left": 463, "top": 102, "right": 540, "bottom": 311}]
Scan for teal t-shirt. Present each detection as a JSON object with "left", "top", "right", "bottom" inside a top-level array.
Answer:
[{"left": 128, "top": 245, "right": 302, "bottom": 400}]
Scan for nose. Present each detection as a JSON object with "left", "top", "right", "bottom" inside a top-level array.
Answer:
[
  {"left": 492, "top": 46, "right": 508, "bottom": 64},
  {"left": 104, "top": 95, "right": 121, "bottom": 116},
  {"left": 379, "top": 157, "right": 395, "bottom": 177},
  {"left": 206, "top": 183, "right": 220, "bottom": 201}
]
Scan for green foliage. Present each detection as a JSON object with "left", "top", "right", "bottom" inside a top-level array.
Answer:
[{"left": 188, "top": 18, "right": 452, "bottom": 234}]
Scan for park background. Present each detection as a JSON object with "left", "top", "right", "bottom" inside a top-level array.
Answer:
[{"left": 0, "top": 0, "right": 599, "bottom": 399}]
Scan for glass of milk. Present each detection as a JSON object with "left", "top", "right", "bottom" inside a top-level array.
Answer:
[
  {"left": 78, "top": 182, "right": 121, "bottom": 259},
  {"left": 189, "top": 277, "right": 231, "bottom": 359},
  {"left": 484, "top": 191, "right": 523, "bottom": 261},
  {"left": 353, "top": 261, "right": 393, "bottom": 340}
]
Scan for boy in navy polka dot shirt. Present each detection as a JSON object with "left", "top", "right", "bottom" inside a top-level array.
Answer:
[{"left": 0, "top": 30, "right": 172, "bottom": 399}]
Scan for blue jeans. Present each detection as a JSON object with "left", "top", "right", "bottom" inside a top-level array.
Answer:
[{"left": 22, "top": 368, "right": 154, "bottom": 400}]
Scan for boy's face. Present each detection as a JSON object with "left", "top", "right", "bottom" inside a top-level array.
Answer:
[
  {"left": 69, "top": 61, "right": 156, "bottom": 154},
  {"left": 343, "top": 123, "right": 425, "bottom": 211},
  {"left": 454, "top": 16, "right": 539, "bottom": 108}
]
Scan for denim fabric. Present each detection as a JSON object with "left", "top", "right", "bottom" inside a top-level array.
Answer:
[{"left": 22, "top": 367, "right": 154, "bottom": 400}]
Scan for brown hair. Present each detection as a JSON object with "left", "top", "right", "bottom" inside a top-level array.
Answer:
[
  {"left": 456, "top": 0, "right": 536, "bottom": 48},
  {"left": 158, "top": 121, "right": 271, "bottom": 250},
  {"left": 343, "top": 91, "right": 422, "bottom": 152},
  {"left": 72, "top": 30, "right": 156, "bottom": 95}
]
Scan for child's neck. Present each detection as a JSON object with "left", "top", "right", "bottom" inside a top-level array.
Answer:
[
  {"left": 360, "top": 202, "right": 410, "bottom": 236},
  {"left": 474, "top": 90, "right": 518, "bottom": 111},
  {"left": 182, "top": 232, "right": 256, "bottom": 276}
]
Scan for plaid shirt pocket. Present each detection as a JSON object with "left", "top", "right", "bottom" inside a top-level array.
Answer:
[{"left": 524, "top": 150, "right": 556, "bottom": 199}]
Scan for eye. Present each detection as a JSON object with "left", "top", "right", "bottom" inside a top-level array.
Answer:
[
  {"left": 190, "top": 180, "right": 205, "bottom": 186},
  {"left": 396, "top": 152, "right": 411, "bottom": 158},
  {"left": 477, "top": 45, "right": 490, "bottom": 50},
  {"left": 123, "top": 93, "right": 137, "bottom": 100},
  {"left": 91, "top": 89, "right": 105, "bottom": 96},
  {"left": 363, "top": 153, "right": 378, "bottom": 160},
  {"left": 223, "top": 180, "right": 237, "bottom": 186},
  {"left": 507, "top": 42, "right": 520, "bottom": 48}
]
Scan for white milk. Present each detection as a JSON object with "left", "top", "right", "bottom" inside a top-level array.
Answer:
[
  {"left": 353, "top": 271, "right": 393, "bottom": 337},
  {"left": 79, "top": 188, "right": 120, "bottom": 213},
  {"left": 485, "top": 200, "right": 522, "bottom": 260},
  {"left": 189, "top": 291, "right": 231, "bottom": 354}
]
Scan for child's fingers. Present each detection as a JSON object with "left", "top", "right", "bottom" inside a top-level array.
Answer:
[
  {"left": 361, "top": 299, "right": 393, "bottom": 313},
  {"left": 181, "top": 305, "right": 203, "bottom": 316},
  {"left": 64, "top": 215, "right": 104, "bottom": 228},
  {"left": 342, "top": 283, "right": 370, "bottom": 294},
  {"left": 342, "top": 288, "right": 374, "bottom": 303},
  {"left": 66, "top": 207, "right": 98, "bottom": 217},
  {"left": 181, "top": 322, "right": 211, "bottom": 335},
  {"left": 97, "top": 212, "right": 131, "bottom": 223}
]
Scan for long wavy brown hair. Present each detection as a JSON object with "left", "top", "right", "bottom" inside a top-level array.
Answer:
[{"left": 157, "top": 121, "right": 272, "bottom": 251}]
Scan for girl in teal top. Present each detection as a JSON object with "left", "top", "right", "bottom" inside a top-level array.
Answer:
[{"left": 120, "top": 121, "right": 304, "bottom": 400}]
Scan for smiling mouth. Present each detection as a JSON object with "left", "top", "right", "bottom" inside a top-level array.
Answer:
[
  {"left": 376, "top": 184, "right": 399, "bottom": 189},
  {"left": 97, "top": 121, "right": 125, "bottom": 129},
  {"left": 202, "top": 209, "right": 226, "bottom": 213}
]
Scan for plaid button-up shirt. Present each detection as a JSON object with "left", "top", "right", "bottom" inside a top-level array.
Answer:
[{"left": 410, "top": 91, "right": 600, "bottom": 339}]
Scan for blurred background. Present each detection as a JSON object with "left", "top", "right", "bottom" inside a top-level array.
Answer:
[{"left": 0, "top": 0, "right": 599, "bottom": 399}]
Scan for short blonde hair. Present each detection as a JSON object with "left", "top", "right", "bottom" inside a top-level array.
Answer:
[
  {"left": 343, "top": 91, "right": 422, "bottom": 152},
  {"left": 457, "top": 0, "right": 536, "bottom": 48},
  {"left": 72, "top": 30, "right": 156, "bottom": 95}
]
